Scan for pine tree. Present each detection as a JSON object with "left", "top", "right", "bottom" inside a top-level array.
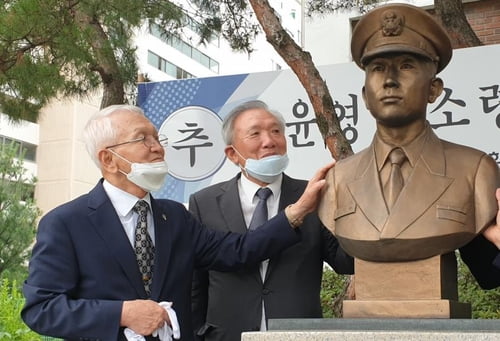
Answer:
[{"left": 0, "top": 142, "right": 40, "bottom": 281}]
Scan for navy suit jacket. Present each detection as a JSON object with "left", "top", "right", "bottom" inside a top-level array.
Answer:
[
  {"left": 189, "top": 174, "right": 353, "bottom": 341},
  {"left": 460, "top": 234, "right": 500, "bottom": 289},
  {"left": 22, "top": 180, "right": 300, "bottom": 341}
]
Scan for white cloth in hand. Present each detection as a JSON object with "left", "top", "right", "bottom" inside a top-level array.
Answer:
[
  {"left": 124, "top": 328, "right": 145, "bottom": 341},
  {"left": 153, "top": 302, "right": 180, "bottom": 340},
  {"left": 124, "top": 301, "right": 180, "bottom": 341}
]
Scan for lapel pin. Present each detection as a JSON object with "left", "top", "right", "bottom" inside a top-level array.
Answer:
[{"left": 162, "top": 214, "right": 167, "bottom": 221}]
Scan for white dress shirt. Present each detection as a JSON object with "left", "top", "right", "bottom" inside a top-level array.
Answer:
[
  {"left": 237, "top": 173, "right": 282, "bottom": 331},
  {"left": 102, "top": 180, "right": 155, "bottom": 247}
]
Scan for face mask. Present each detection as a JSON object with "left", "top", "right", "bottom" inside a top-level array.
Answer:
[
  {"left": 109, "top": 150, "right": 169, "bottom": 192},
  {"left": 232, "top": 147, "right": 289, "bottom": 184}
]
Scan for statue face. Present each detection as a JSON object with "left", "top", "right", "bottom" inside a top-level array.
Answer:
[{"left": 362, "top": 53, "right": 441, "bottom": 128}]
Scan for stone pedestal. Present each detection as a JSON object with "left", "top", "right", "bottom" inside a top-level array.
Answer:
[
  {"left": 242, "top": 330, "right": 500, "bottom": 340},
  {"left": 344, "top": 299, "right": 471, "bottom": 318},
  {"left": 344, "top": 253, "right": 471, "bottom": 318},
  {"left": 241, "top": 318, "right": 500, "bottom": 341}
]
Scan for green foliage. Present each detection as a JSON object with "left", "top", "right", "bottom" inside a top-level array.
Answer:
[
  {"left": 458, "top": 255, "right": 500, "bottom": 319},
  {"left": 1, "top": 268, "right": 29, "bottom": 290},
  {"left": 189, "top": 0, "right": 260, "bottom": 52},
  {"left": 320, "top": 267, "right": 350, "bottom": 318},
  {"left": 0, "top": 142, "right": 40, "bottom": 278},
  {"left": 306, "top": 0, "right": 381, "bottom": 15},
  {"left": 0, "top": 278, "right": 41, "bottom": 340},
  {"left": 0, "top": 0, "right": 184, "bottom": 120}
]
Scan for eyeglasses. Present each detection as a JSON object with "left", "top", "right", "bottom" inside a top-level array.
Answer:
[{"left": 105, "top": 135, "right": 168, "bottom": 149}]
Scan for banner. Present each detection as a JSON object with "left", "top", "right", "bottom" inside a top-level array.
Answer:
[{"left": 138, "top": 44, "right": 500, "bottom": 203}]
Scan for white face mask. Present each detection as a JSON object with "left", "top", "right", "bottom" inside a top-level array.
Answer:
[
  {"left": 109, "top": 150, "right": 169, "bottom": 192},
  {"left": 232, "top": 146, "right": 289, "bottom": 184}
]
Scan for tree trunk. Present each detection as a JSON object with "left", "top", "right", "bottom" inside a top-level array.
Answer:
[
  {"left": 73, "top": 9, "right": 125, "bottom": 108},
  {"left": 434, "top": 0, "right": 482, "bottom": 48},
  {"left": 247, "top": 0, "right": 353, "bottom": 161},
  {"left": 247, "top": 0, "right": 355, "bottom": 307}
]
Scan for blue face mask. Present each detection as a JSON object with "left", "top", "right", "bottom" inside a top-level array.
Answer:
[{"left": 232, "top": 147, "right": 289, "bottom": 184}]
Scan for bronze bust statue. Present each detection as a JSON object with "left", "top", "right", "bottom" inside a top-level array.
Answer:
[{"left": 318, "top": 3, "right": 500, "bottom": 262}]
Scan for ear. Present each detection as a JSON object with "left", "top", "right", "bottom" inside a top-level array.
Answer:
[
  {"left": 361, "top": 86, "right": 370, "bottom": 110},
  {"left": 98, "top": 149, "right": 118, "bottom": 172},
  {"left": 428, "top": 77, "right": 444, "bottom": 104},
  {"left": 224, "top": 145, "right": 240, "bottom": 165}
]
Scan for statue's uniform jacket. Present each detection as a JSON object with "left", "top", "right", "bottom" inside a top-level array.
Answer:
[{"left": 319, "top": 126, "right": 500, "bottom": 262}]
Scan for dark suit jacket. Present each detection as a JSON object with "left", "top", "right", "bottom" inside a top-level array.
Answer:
[
  {"left": 459, "top": 234, "right": 500, "bottom": 289},
  {"left": 21, "top": 179, "right": 300, "bottom": 341},
  {"left": 189, "top": 174, "right": 353, "bottom": 341}
]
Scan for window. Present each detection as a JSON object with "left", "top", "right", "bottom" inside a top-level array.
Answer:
[
  {"left": 0, "top": 136, "right": 37, "bottom": 162},
  {"left": 147, "top": 51, "right": 194, "bottom": 79},
  {"left": 209, "top": 59, "right": 219, "bottom": 73},
  {"left": 147, "top": 51, "right": 160, "bottom": 69},
  {"left": 149, "top": 23, "right": 219, "bottom": 74}
]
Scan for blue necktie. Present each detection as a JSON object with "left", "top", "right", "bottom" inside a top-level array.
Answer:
[{"left": 249, "top": 188, "right": 272, "bottom": 231}]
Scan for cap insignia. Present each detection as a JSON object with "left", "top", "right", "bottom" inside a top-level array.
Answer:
[{"left": 381, "top": 10, "right": 404, "bottom": 36}]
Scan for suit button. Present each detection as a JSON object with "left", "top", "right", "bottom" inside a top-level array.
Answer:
[{"left": 262, "top": 288, "right": 270, "bottom": 295}]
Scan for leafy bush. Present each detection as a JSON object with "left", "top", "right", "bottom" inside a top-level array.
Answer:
[
  {"left": 320, "top": 268, "right": 350, "bottom": 318},
  {"left": 0, "top": 142, "right": 40, "bottom": 278},
  {"left": 0, "top": 278, "right": 41, "bottom": 340},
  {"left": 457, "top": 255, "right": 500, "bottom": 319},
  {"left": 1, "top": 268, "right": 29, "bottom": 290}
]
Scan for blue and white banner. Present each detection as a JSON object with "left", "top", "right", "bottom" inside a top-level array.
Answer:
[{"left": 138, "top": 44, "right": 500, "bottom": 203}]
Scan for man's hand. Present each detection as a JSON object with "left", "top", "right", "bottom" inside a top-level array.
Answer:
[
  {"left": 285, "top": 160, "right": 336, "bottom": 227},
  {"left": 483, "top": 188, "right": 500, "bottom": 249},
  {"left": 121, "top": 299, "right": 170, "bottom": 335}
]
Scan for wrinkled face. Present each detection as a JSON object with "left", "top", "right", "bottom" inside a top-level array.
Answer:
[
  {"left": 107, "top": 111, "right": 165, "bottom": 172},
  {"left": 225, "top": 108, "right": 287, "bottom": 167},
  {"left": 362, "top": 53, "right": 443, "bottom": 128}
]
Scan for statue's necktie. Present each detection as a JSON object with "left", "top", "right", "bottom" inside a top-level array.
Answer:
[
  {"left": 132, "top": 200, "right": 155, "bottom": 296},
  {"left": 383, "top": 148, "right": 407, "bottom": 209},
  {"left": 248, "top": 187, "right": 272, "bottom": 231}
]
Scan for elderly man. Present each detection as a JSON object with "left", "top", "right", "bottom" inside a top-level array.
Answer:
[
  {"left": 22, "top": 104, "right": 332, "bottom": 341},
  {"left": 190, "top": 100, "right": 353, "bottom": 341},
  {"left": 319, "top": 3, "right": 499, "bottom": 262}
]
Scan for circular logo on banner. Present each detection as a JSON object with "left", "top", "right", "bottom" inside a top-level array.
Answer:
[{"left": 158, "top": 106, "right": 226, "bottom": 181}]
